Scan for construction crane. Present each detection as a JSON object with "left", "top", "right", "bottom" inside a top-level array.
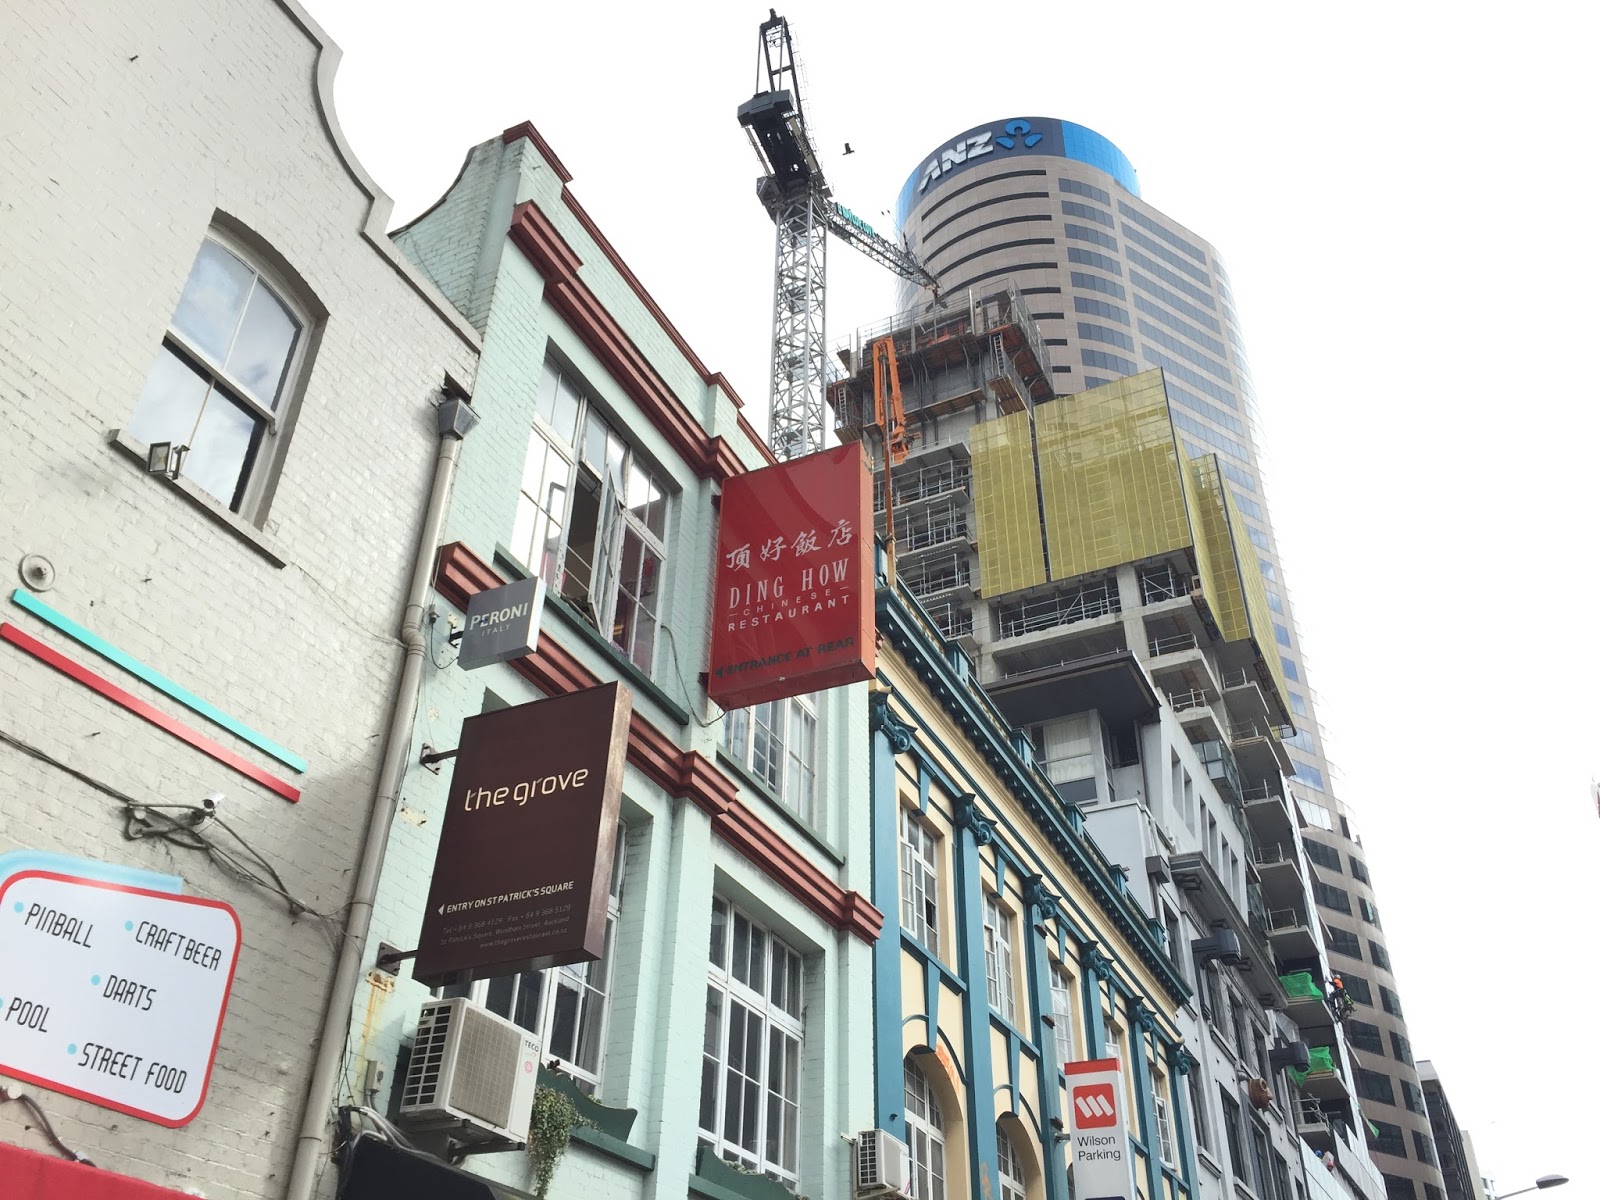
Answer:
[{"left": 737, "top": 10, "right": 938, "bottom": 461}]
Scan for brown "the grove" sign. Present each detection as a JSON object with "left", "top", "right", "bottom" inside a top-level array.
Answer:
[{"left": 413, "top": 682, "right": 632, "bottom": 986}]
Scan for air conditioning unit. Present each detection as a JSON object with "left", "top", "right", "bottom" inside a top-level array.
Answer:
[
  {"left": 397, "top": 997, "right": 541, "bottom": 1149},
  {"left": 854, "top": 1128, "right": 913, "bottom": 1198}
]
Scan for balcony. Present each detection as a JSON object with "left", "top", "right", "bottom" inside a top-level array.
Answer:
[
  {"left": 902, "top": 552, "right": 973, "bottom": 602},
  {"left": 1139, "top": 565, "right": 1187, "bottom": 608},
  {"left": 1221, "top": 667, "right": 1272, "bottom": 728},
  {"left": 1280, "top": 971, "right": 1335, "bottom": 1032},
  {"left": 1297, "top": 1097, "right": 1337, "bottom": 1154},
  {"left": 1291, "top": 1045, "right": 1349, "bottom": 1102},
  {"left": 1266, "top": 906, "right": 1318, "bottom": 960},
  {"left": 1169, "top": 688, "right": 1226, "bottom": 742},
  {"left": 1192, "top": 738, "right": 1242, "bottom": 803},
  {"left": 1253, "top": 841, "right": 1306, "bottom": 906},
  {"left": 1242, "top": 781, "right": 1296, "bottom": 846},
  {"left": 879, "top": 458, "right": 972, "bottom": 513},
  {"left": 898, "top": 503, "right": 974, "bottom": 558},
  {"left": 997, "top": 581, "right": 1120, "bottom": 641},
  {"left": 1231, "top": 718, "right": 1294, "bottom": 779},
  {"left": 922, "top": 601, "right": 974, "bottom": 643}
]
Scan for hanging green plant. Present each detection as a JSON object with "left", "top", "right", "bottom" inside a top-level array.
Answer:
[{"left": 527, "top": 1083, "right": 582, "bottom": 1200}]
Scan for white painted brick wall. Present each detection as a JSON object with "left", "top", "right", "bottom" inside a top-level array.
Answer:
[{"left": 0, "top": 2, "right": 477, "bottom": 1197}]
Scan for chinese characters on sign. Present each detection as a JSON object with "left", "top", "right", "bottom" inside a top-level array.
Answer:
[
  {"left": 707, "top": 443, "right": 876, "bottom": 710},
  {"left": 413, "top": 682, "right": 632, "bottom": 987}
]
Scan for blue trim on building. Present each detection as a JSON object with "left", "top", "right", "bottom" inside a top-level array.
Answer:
[
  {"left": 9, "top": 588, "right": 308, "bottom": 772},
  {"left": 954, "top": 815, "right": 1000, "bottom": 1199},
  {"left": 896, "top": 117, "right": 1141, "bottom": 229}
]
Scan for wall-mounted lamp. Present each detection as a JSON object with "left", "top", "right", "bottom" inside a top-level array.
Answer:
[{"left": 146, "top": 441, "right": 188, "bottom": 480}]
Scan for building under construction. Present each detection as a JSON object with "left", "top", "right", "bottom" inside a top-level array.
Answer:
[{"left": 828, "top": 288, "right": 1388, "bottom": 1200}]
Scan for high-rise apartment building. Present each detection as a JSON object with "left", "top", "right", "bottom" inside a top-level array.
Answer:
[{"left": 887, "top": 116, "right": 1445, "bottom": 1200}]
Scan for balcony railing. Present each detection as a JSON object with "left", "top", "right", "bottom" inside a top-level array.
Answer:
[
  {"left": 900, "top": 508, "right": 971, "bottom": 554},
  {"left": 1254, "top": 842, "right": 1298, "bottom": 869},
  {"left": 1140, "top": 567, "right": 1184, "bottom": 605},
  {"left": 1267, "top": 907, "right": 1308, "bottom": 932},
  {"left": 878, "top": 459, "right": 973, "bottom": 511},
  {"left": 1193, "top": 738, "right": 1242, "bottom": 801},
  {"left": 923, "top": 601, "right": 974, "bottom": 640},
  {"left": 1147, "top": 631, "right": 1198, "bottom": 657},
  {"left": 996, "top": 582, "right": 1120, "bottom": 640},
  {"left": 1167, "top": 689, "right": 1213, "bottom": 714},
  {"left": 903, "top": 553, "right": 971, "bottom": 600}
]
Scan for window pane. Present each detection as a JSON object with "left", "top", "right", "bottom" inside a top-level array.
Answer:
[
  {"left": 485, "top": 973, "right": 514, "bottom": 1017},
  {"left": 225, "top": 280, "right": 298, "bottom": 408},
  {"left": 537, "top": 360, "right": 560, "bottom": 428},
  {"left": 551, "top": 371, "right": 582, "bottom": 446},
  {"left": 709, "top": 897, "right": 728, "bottom": 968},
  {"left": 511, "top": 970, "right": 543, "bottom": 1033},
  {"left": 127, "top": 346, "right": 209, "bottom": 449},
  {"left": 187, "top": 391, "right": 259, "bottom": 508},
  {"left": 171, "top": 240, "right": 252, "bottom": 363},
  {"left": 548, "top": 975, "right": 581, "bottom": 1061}
]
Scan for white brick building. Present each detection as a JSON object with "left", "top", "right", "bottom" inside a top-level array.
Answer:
[{"left": 0, "top": 1, "right": 478, "bottom": 1196}]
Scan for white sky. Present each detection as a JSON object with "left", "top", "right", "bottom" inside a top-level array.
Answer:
[{"left": 306, "top": 0, "right": 1598, "bottom": 1191}]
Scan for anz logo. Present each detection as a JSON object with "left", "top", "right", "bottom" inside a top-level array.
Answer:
[{"left": 916, "top": 119, "right": 1046, "bottom": 193}]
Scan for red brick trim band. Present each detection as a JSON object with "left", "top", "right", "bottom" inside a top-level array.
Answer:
[
  {"left": 1, "top": 622, "right": 301, "bottom": 803},
  {"left": 433, "top": 543, "right": 882, "bottom": 943}
]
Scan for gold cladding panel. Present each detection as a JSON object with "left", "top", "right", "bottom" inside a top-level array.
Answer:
[
  {"left": 972, "top": 411, "right": 1046, "bottom": 595},
  {"left": 1038, "top": 371, "right": 1192, "bottom": 581},
  {"left": 1185, "top": 455, "right": 1248, "bottom": 642}
]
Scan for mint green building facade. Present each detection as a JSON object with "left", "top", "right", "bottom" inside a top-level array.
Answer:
[{"left": 341, "top": 126, "right": 881, "bottom": 1200}]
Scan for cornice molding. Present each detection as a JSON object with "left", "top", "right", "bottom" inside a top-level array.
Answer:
[
  {"left": 875, "top": 584, "right": 1190, "bottom": 1005},
  {"left": 434, "top": 542, "right": 881, "bottom": 943}
]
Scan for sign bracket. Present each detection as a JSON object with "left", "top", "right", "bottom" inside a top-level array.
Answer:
[
  {"left": 418, "top": 744, "right": 458, "bottom": 774},
  {"left": 374, "top": 942, "right": 417, "bottom": 974}
]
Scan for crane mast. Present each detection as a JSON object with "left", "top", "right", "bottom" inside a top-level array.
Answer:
[{"left": 737, "top": 11, "right": 936, "bottom": 461}]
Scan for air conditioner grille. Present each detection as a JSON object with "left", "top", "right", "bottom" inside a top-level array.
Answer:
[
  {"left": 400, "top": 1004, "right": 452, "bottom": 1109},
  {"left": 858, "top": 1129, "right": 881, "bottom": 1185},
  {"left": 449, "top": 1002, "right": 525, "bottom": 1126}
]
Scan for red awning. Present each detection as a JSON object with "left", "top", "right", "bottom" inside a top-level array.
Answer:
[{"left": 2, "top": 1139, "right": 198, "bottom": 1198}]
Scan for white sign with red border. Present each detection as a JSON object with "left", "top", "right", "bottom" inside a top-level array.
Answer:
[
  {"left": 0, "top": 871, "right": 239, "bottom": 1126},
  {"left": 1065, "top": 1057, "right": 1137, "bottom": 1200}
]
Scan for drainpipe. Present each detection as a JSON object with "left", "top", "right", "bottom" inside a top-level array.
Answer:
[{"left": 285, "top": 388, "right": 479, "bottom": 1200}]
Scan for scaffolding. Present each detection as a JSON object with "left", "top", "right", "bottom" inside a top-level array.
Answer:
[
  {"left": 826, "top": 285, "right": 1054, "bottom": 443},
  {"left": 994, "top": 580, "right": 1120, "bottom": 640}
]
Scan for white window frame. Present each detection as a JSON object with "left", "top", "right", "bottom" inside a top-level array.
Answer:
[
  {"left": 1049, "top": 959, "right": 1076, "bottom": 1068},
  {"left": 983, "top": 893, "right": 1017, "bottom": 1022},
  {"left": 128, "top": 230, "right": 311, "bottom": 515},
  {"left": 513, "top": 359, "right": 670, "bottom": 672},
  {"left": 900, "top": 810, "right": 940, "bottom": 955},
  {"left": 904, "top": 1058, "right": 946, "bottom": 1200},
  {"left": 722, "top": 696, "right": 820, "bottom": 826},
  {"left": 996, "top": 1124, "right": 1027, "bottom": 1200},
  {"left": 699, "top": 898, "right": 804, "bottom": 1188},
  {"left": 1155, "top": 1092, "right": 1178, "bottom": 1166},
  {"left": 441, "top": 830, "right": 625, "bottom": 1093}
]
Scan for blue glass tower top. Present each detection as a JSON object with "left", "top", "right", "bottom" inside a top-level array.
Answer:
[{"left": 896, "top": 118, "right": 1140, "bottom": 229}]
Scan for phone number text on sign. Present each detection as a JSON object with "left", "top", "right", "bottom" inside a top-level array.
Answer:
[{"left": 0, "top": 871, "right": 240, "bottom": 1126}]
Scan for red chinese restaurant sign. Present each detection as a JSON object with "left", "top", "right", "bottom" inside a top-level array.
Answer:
[{"left": 708, "top": 443, "right": 876, "bottom": 709}]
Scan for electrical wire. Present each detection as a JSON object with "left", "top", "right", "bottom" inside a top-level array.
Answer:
[
  {"left": 0, "top": 1085, "right": 95, "bottom": 1166},
  {"left": 0, "top": 726, "right": 348, "bottom": 948},
  {"left": 657, "top": 622, "right": 722, "bottom": 729}
]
